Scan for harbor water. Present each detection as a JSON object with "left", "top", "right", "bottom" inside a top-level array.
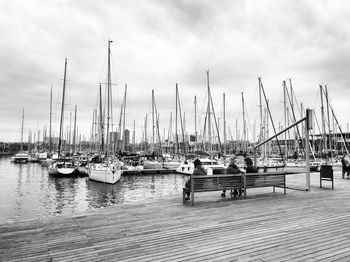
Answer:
[{"left": 0, "top": 156, "right": 187, "bottom": 224}]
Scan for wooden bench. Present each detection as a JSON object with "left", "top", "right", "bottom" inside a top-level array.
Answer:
[
  {"left": 183, "top": 173, "right": 243, "bottom": 205},
  {"left": 243, "top": 171, "right": 286, "bottom": 198}
]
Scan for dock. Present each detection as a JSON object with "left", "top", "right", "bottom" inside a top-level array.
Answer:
[
  {"left": 122, "top": 168, "right": 176, "bottom": 175},
  {"left": 1, "top": 171, "right": 350, "bottom": 261}
]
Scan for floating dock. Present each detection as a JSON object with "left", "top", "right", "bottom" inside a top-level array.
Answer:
[
  {"left": 1, "top": 171, "right": 350, "bottom": 261},
  {"left": 122, "top": 168, "right": 176, "bottom": 175}
]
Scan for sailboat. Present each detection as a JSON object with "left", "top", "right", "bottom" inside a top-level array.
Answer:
[
  {"left": 12, "top": 109, "right": 29, "bottom": 163},
  {"left": 48, "top": 58, "right": 76, "bottom": 176},
  {"left": 88, "top": 40, "right": 122, "bottom": 184}
]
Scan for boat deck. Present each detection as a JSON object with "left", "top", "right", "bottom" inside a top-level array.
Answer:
[{"left": 1, "top": 171, "right": 350, "bottom": 261}]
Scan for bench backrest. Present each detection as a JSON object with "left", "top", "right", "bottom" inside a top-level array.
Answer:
[
  {"left": 191, "top": 174, "right": 242, "bottom": 192},
  {"left": 244, "top": 172, "right": 285, "bottom": 187}
]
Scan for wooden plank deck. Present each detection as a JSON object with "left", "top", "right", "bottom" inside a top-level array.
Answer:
[{"left": 1, "top": 171, "right": 350, "bottom": 261}]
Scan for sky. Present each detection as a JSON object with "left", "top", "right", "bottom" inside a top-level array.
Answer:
[{"left": 1, "top": 0, "right": 350, "bottom": 143}]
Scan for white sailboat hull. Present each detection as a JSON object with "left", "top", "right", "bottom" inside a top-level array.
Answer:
[
  {"left": 48, "top": 162, "right": 77, "bottom": 176},
  {"left": 88, "top": 164, "right": 122, "bottom": 184},
  {"left": 143, "top": 160, "right": 162, "bottom": 169}
]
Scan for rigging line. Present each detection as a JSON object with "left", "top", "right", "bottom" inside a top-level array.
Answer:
[
  {"left": 285, "top": 82, "right": 305, "bottom": 156},
  {"left": 244, "top": 100, "right": 254, "bottom": 144},
  {"left": 322, "top": 87, "right": 349, "bottom": 154},
  {"left": 260, "top": 81, "right": 284, "bottom": 161}
]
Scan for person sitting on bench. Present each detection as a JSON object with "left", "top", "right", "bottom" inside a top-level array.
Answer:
[
  {"left": 341, "top": 154, "right": 350, "bottom": 179},
  {"left": 222, "top": 157, "right": 241, "bottom": 197},
  {"left": 185, "top": 159, "right": 207, "bottom": 200},
  {"left": 244, "top": 157, "right": 258, "bottom": 173}
]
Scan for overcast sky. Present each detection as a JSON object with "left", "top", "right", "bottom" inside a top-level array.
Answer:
[{"left": 1, "top": 0, "right": 350, "bottom": 143}]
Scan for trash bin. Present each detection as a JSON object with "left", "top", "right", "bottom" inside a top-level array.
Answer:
[{"left": 320, "top": 164, "right": 333, "bottom": 189}]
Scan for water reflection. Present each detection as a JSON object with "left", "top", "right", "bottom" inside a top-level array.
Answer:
[{"left": 0, "top": 156, "right": 187, "bottom": 223}]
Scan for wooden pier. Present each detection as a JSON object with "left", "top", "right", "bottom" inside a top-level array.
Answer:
[{"left": 1, "top": 171, "right": 350, "bottom": 261}]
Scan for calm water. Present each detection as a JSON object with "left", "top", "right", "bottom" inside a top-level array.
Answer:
[{"left": 0, "top": 156, "right": 187, "bottom": 223}]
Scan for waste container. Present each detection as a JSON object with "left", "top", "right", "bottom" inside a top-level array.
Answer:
[{"left": 320, "top": 164, "right": 333, "bottom": 189}]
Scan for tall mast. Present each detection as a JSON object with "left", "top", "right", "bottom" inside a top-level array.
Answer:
[
  {"left": 144, "top": 114, "right": 148, "bottom": 152},
  {"left": 223, "top": 93, "right": 226, "bottom": 156},
  {"left": 69, "top": 111, "right": 72, "bottom": 153},
  {"left": 133, "top": 119, "right": 135, "bottom": 152},
  {"left": 91, "top": 108, "right": 95, "bottom": 151},
  {"left": 151, "top": 89, "right": 155, "bottom": 153},
  {"left": 175, "top": 84, "right": 178, "bottom": 155},
  {"left": 289, "top": 79, "right": 297, "bottom": 154},
  {"left": 105, "top": 39, "right": 113, "bottom": 157},
  {"left": 122, "top": 84, "right": 127, "bottom": 151},
  {"left": 167, "top": 112, "right": 172, "bottom": 153},
  {"left": 49, "top": 86, "right": 52, "bottom": 153},
  {"left": 99, "top": 84, "right": 104, "bottom": 153},
  {"left": 194, "top": 96, "right": 197, "bottom": 151},
  {"left": 73, "top": 105, "right": 77, "bottom": 153},
  {"left": 325, "top": 85, "right": 332, "bottom": 154},
  {"left": 241, "top": 92, "right": 246, "bottom": 153},
  {"left": 20, "top": 108, "right": 24, "bottom": 152},
  {"left": 207, "top": 70, "right": 212, "bottom": 158},
  {"left": 283, "top": 81, "right": 287, "bottom": 159},
  {"left": 58, "top": 58, "right": 67, "bottom": 158},
  {"left": 258, "top": 77, "right": 263, "bottom": 143},
  {"left": 176, "top": 84, "right": 186, "bottom": 156}
]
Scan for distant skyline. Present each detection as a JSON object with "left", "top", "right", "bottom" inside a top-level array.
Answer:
[{"left": 1, "top": 0, "right": 350, "bottom": 143}]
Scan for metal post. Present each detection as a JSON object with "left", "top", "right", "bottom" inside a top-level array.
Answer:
[{"left": 305, "top": 109, "right": 311, "bottom": 191}]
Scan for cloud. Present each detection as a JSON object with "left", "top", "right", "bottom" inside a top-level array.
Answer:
[{"left": 1, "top": 0, "right": 350, "bottom": 143}]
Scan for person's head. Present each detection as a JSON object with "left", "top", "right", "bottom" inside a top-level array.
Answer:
[
  {"left": 193, "top": 159, "right": 202, "bottom": 168},
  {"left": 244, "top": 157, "right": 253, "bottom": 166}
]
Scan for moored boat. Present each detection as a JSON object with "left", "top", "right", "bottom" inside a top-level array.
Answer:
[
  {"left": 12, "top": 153, "right": 29, "bottom": 163},
  {"left": 48, "top": 161, "right": 76, "bottom": 176}
]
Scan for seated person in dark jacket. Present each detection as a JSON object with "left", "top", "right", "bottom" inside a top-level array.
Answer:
[
  {"left": 341, "top": 154, "right": 350, "bottom": 178},
  {"left": 244, "top": 157, "right": 258, "bottom": 173},
  {"left": 185, "top": 159, "right": 207, "bottom": 200},
  {"left": 222, "top": 157, "right": 241, "bottom": 197}
]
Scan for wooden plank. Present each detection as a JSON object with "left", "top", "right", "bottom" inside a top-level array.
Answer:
[{"left": 1, "top": 171, "right": 350, "bottom": 261}]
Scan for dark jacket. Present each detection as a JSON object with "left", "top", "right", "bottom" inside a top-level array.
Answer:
[
  {"left": 246, "top": 165, "right": 258, "bottom": 173},
  {"left": 226, "top": 163, "right": 241, "bottom": 174},
  {"left": 193, "top": 166, "right": 207, "bottom": 176}
]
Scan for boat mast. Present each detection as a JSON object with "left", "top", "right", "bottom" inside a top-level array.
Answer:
[
  {"left": 151, "top": 89, "right": 155, "bottom": 154},
  {"left": 144, "top": 114, "right": 148, "bottom": 152},
  {"left": 241, "top": 92, "right": 246, "bottom": 153},
  {"left": 176, "top": 84, "right": 186, "bottom": 157},
  {"left": 167, "top": 111, "right": 172, "bottom": 154},
  {"left": 99, "top": 85, "right": 104, "bottom": 153},
  {"left": 258, "top": 77, "right": 263, "bottom": 143},
  {"left": 121, "top": 84, "right": 127, "bottom": 152},
  {"left": 223, "top": 93, "right": 226, "bottom": 156},
  {"left": 194, "top": 96, "right": 197, "bottom": 152},
  {"left": 58, "top": 58, "right": 67, "bottom": 158},
  {"left": 207, "top": 71, "right": 212, "bottom": 159},
  {"left": 324, "top": 85, "right": 332, "bottom": 158},
  {"left": 20, "top": 108, "right": 24, "bottom": 153},
  {"left": 175, "top": 84, "right": 178, "bottom": 156},
  {"left": 105, "top": 40, "right": 113, "bottom": 157},
  {"left": 49, "top": 86, "right": 52, "bottom": 153},
  {"left": 133, "top": 119, "right": 135, "bottom": 152},
  {"left": 283, "top": 81, "right": 287, "bottom": 159},
  {"left": 73, "top": 105, "right": 77, "bottom": 153}
]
